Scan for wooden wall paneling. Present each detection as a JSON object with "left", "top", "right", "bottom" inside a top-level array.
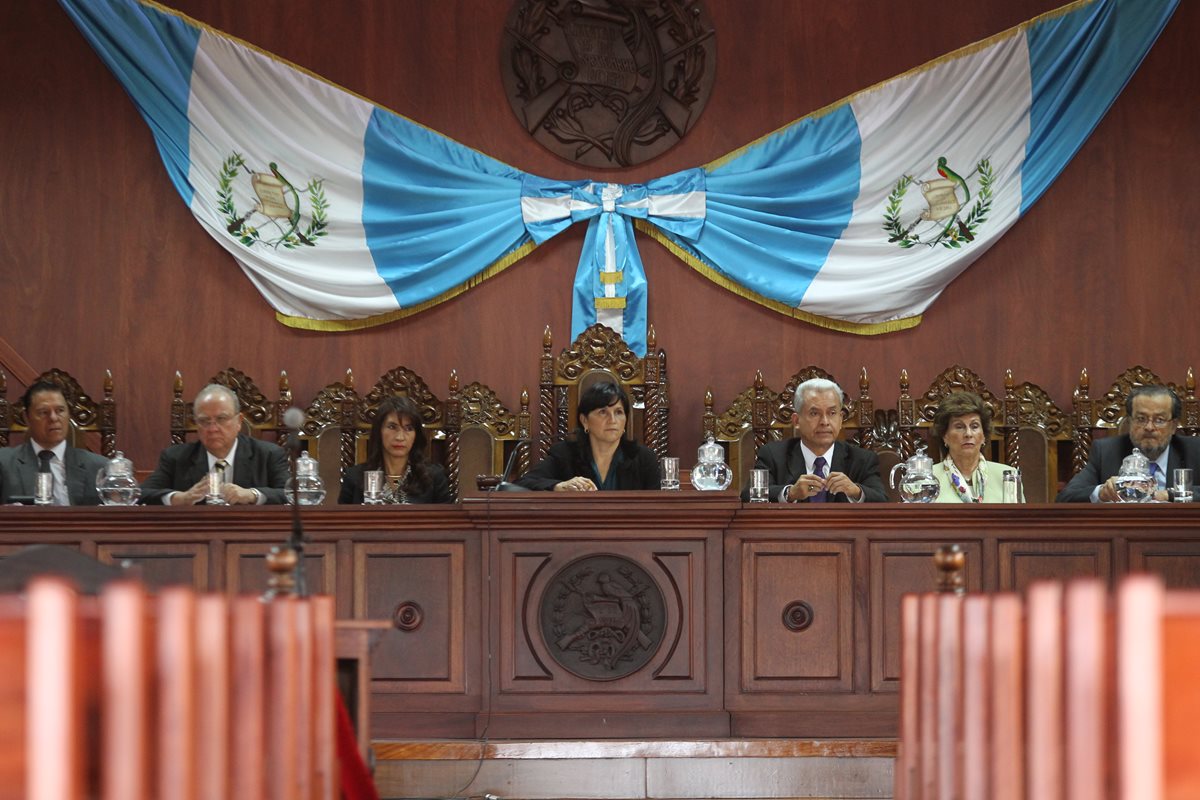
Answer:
[
  {"left": 353, "top": 541, "right": 467, "bottom": 692},
  {"left": 96, "top": 542, "right": 210, "bottom": 591},
  {"left": 224, "top": 542, "right": 337, "bottom": 597},
  {"left": 997, "top": 540, "right": 1113, "bottom": 593},
  {"left": 1127, "top": 540, "right": 1200, "bottom": 589},
  {"left": 492, "top": 529, "right": 724, "bottom": 729},
  {"left": 737, "top": 539, "right": 853, "bottom": 693},
  {"left": 869, "top": 540, "right": 984, "bottom": 691}
]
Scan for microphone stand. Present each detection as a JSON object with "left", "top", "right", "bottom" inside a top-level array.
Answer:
[{"left": 287, "top": 436, "right": 308, "bottom": 597}]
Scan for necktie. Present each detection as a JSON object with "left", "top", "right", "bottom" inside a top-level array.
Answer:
[
  {"left": 37, "top": 450, "right": 53, "bottom": 474},
  {"left": 1149, "top": 462, "right": 1162, "bottom": 489},
  {"left": 811, "top": 456, "right": 828, "bottom": 503},
  {"left": 215, "top": 459, "right": 229, "bottom": 484}
]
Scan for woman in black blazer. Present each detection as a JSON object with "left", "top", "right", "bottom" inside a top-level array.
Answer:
[
  {"left": 517, "top": 381, "right": 658, "bottom": 491},
  {"left": 338, "top": 395, "right": 454, "bottom": 504}
]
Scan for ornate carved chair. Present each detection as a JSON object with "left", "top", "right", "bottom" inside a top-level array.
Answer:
[
  {"left": 995, "top": 370, "right": 1072, "bottom": 503},
  {"left": 1069, "top": 366, "right": 1199, "bottom": 475},
  {"left": 444, "top": 371, "right": 532, "bottom": 496},
  {"left": 0, "top": 368, "right": 118, "bottom": 457},
  {"left": 702, "top": 366, "right": 880, "bottom": 494},
  {"left": 537, "top": 323, "right": 669, "bottom": 461},
  {"left": 287, "top": 369, "right": 359, "bottom": 505},
  {"left": 898, "top": 366, "right": 1003, "bottom": 461}
]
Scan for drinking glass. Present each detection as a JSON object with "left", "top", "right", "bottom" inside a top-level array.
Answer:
[
  {"left": 748, "top": 469, "right": 770, "bottom": 503},
  {"left": 1172, "top": 468, "right": 1193, "bottom": 503},
  {"left": 659, "top": 457, "right": 680, "bottom": 491},
  {"left": 34, "top": 472, "right": 53, "bottom": 506},
  {"left": 364, "top": 470, "right": 385, "bottom": 504},
  {"left": 206, "top": 467, "right": 228, "bottom": 505}
]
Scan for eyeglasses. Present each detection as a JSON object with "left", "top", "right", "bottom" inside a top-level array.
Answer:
[
  {"left": 1132, "top": 415, "right": 1174, "bottom": 429},
  {"left": 196, "top": 414, "right": 236, "bottom": 428}
]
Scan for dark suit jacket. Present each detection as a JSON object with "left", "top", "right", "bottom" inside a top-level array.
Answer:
[
  {"left": 1056, "top": 434, "right": 1200, "bottom": 502},
  {"left": 338, "top": 462, "right": 455, "bottom": 504},
  {"left": 139, "top": 435, "right": 290, "bottom": 504},
  {"left": 516, "top": 438, "right": 659, "bottom": 491},
  {"left": 0, "top": 442, "right": 107, "bottom": 505},
  {"left": 740, "top": 438, "right": 888, "bottom": 503}
]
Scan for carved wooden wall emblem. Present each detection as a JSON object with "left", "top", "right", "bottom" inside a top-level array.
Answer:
[
  {"left": 539, "top": 554, "right": 666, "bottom": 680},
  {"left": 501, "top": 0, "right": 717, "bottom": 167}
]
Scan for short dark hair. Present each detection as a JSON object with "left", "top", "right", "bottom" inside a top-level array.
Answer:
[
  {"left": 20, "top": 381, "right": 66, "bottom": 412},
  {"left": 1125, "top": 385, "right": 1180, "bottom": 420},
  {"left": 931, "top": 391, "right": 993, "bottom": 443},
  {"left": 575, "top": 381, "right": 631, "bottom": 446}
]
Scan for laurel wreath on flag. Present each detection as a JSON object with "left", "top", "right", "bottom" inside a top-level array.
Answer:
[
  {"left": 883, "top": 158, "right": 994, "bottom": 249},
  {"left": 217, "top": 153, "right": 329, "bottom": 250}
]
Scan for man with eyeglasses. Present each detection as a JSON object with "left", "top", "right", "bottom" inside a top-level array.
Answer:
[
  {"left": 1057, "top": 385, "right": 1200, "bottom": 502},
  {"left": 740, "top": 377, "right": 887, "bottom": 503},
  {"left": 140, "top": 383, "right": 289, "bottom": 505},
  {"left": 0, "top": 380, "right": 108, "bottom": 505}
]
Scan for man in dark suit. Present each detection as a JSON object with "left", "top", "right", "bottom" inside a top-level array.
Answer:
[
  {"left": 1057, "top": 385, "right": 1200, "bottom": 502},
  {"left": 741, "top": 377, "right": 887, "bottom": 503},
  {"left": 0, "top": 380, "right": 108, "bottom": 505},
  {"left": 140, "top": 383, "right": 289, "bottom": 505}
]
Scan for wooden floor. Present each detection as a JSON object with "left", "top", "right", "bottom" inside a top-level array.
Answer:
[{"left": 373, "top": 739, "right": 896, "bottom": 800}]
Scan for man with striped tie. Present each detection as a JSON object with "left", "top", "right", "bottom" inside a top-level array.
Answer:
[{"left": 140, "top": 384, "right": 289, "bottom": 505}]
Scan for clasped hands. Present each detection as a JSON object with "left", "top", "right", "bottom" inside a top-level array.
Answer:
[
  {"left": 554, "top": 476, "right": 597, "bottom": 492},
  {"left": 788, "top": 471, "right": 862, "bottom": 502},
  {"left": 170, "top": 476, "right": 260, "bottom": 505}
]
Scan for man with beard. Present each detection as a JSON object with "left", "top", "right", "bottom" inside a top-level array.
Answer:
[{"left": 1057, "top": 385, "right": 1200, "bottom": 502}]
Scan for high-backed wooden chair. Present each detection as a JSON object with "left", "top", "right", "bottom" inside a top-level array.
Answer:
[
  {"left": 899, "top": 365, "right": 1004, "bottom": 461},
  {"left": 995, "top": 370, "right": 1073, "bottom": 503},
  {"left": 0, "top": 368, "right": 118, "bottom": 457},
  {"left": 170, "top": 367, "right": 287, "bottom": 445},
  {"left": 1069, "top": 365, "right": 1199, "bottom": 475},
  {"left": 288, "top": 369, "right": 359, "bottom": 506},
  {"left": 444, "top": 370, "right": 532, "bottom": 495},
  {"left": 537, "top": 323, "right": 669, "bottom": 460}
]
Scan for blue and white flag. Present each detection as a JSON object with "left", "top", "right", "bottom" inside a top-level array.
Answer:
[{"left": 60, "top": 0, "right": 1177, "bottom": 349}]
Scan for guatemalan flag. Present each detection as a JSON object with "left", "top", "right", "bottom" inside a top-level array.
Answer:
[{"left": 60, "top": 0, "right": 1178, "bottom": 353}]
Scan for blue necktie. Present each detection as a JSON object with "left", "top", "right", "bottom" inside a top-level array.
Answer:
[
  {"left": 811, "top": 456, "right": 828, "bottom": 503},
  {"left": 1149, "top": 461, "right": 1162, "bottom": 489}
]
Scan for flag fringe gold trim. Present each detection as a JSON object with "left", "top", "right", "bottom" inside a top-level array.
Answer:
[
  {"left": 594, "top": 297, "right": 627, "bottom": 310},
  {"left": 636, "top": 222, "right": 921, "bottom": 335},
  {"left": 275, "top": 241, "right": 538, "bottom": 332},
  {"left": 704, "top": 0, "right": 1098, "bottom": 171}
]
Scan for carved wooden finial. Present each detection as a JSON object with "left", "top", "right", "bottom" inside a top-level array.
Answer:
[
  {"left": 104, "top": 369, "right": 114, "bottom": 397},
  {"left": 345, "top": 368, "right": 355, "bottom": 389},
  {"left": 1188, "top": 367, "right": 1195, "bottom": 395},
  {"left": 754, "top": 370, "right": 764, "bottom": 390},
  {"left": 520, "top": 388, "right": 530, "bottom": 409},
  {"left": 934, "top": 544, "right": 966, "bottom": 595},
  {"left": 704, "top": 387, "right": 713, "bottom": 412},
  {"left": 647, "top": 324, "right": 657, "bottom": 350},
  {"left": 0, "top": 370, "right": 6, "bottom": 395},
  {"left": 859, "top": 367, "right": 870, "bottom": 396},
  {"left": 279, "top": 370, "right": 290, "bottom": 392},
  {"left": 173, "top": 370, "right": 184, "bottom": 399},
  {"left": 543, "top": 325, "right": 553, "bottom": 351},
  {"left": 1004, "top": 369, "right": 1014, "bottom": 395},
  {"left": 449, "top": 369, "right": 459, "bottom": 393},
  {"left": 899, "top": 369, "right": 910, "bottom": 396},
  {"left": 1079, "top": 367, "right": 1089, "bottom": 393},
  {"left": 263, "top": 545, "right": 298, "bottom": 599}
]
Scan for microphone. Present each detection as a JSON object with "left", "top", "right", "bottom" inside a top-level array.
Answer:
[
  {"left": 494, "top": 439, "right": 531, "bottom": 492},
  {"left": 282, "top": 407, "right": 306, "bottom": 452}
]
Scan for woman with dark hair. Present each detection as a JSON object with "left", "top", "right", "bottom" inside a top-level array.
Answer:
[
  {"left": 517, "top": 380, "right": 659, "bottom": 491},
  {"left": 929, "top": 391, "right": 1021, "bottom": 503},
  {"left": 338, "top": 396, "right": 454, "bottom": 504}
]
